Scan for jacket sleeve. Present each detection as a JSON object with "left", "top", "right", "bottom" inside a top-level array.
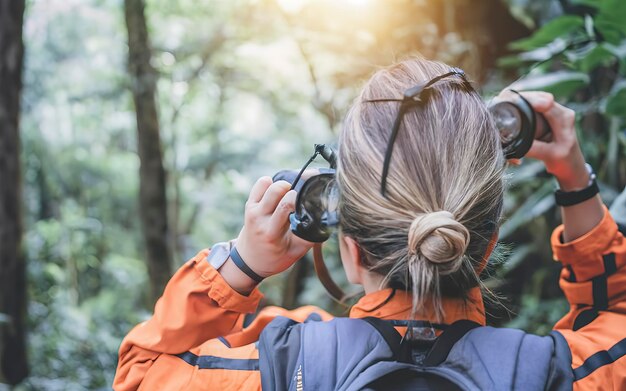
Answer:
[
  {"left": 551, "top": 207, "right": 626, "bottom": 387},
  {"left": 113, "top": 249, "right": 263, "bottom": 391}
]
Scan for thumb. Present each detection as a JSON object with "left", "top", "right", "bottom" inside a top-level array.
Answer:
[{"left": 525, "top": 139, "right": 552, "bottom": 161}]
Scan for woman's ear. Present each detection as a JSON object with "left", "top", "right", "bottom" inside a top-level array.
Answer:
[{"left": 339, "top": 234, "right": 363, "bottom": 285}]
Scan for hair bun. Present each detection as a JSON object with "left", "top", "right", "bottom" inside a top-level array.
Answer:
[{"left": 408, "top": 211, "right": 470, "bottom": 271}]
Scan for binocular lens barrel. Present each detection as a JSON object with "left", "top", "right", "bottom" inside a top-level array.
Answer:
[{"left": 488, "top": 90, "right": 552, "bottom": 159}]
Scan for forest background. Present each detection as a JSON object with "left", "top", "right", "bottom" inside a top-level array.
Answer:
[{"left": 1, "top": 0, "right": 626, "bottom": 389}]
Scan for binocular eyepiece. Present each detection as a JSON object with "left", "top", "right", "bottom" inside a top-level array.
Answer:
[{"left": 272, "top": 144, "right": 339, "bottom": 243}]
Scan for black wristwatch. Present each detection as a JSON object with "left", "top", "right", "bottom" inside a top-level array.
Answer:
[{"left": 554, "top": 163, "right": 599, "bottom": 207}]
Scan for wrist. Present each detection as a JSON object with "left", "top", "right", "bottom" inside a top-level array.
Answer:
[
  {"left": 554, "top": 163, "right": 598, "bottom": 207},
  {"left": 548, "top": 150, "right": 590, "bottom": 191},
  {"left": 218, "top": 257, "right": 258, "bottom": 296},
  {"left": 556, "top": 170, "right": 591, "bottom": 191}
]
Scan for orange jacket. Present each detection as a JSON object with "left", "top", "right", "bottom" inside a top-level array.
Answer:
[{"left": 113, "top": 208, "right": 626, "bottom": 390}]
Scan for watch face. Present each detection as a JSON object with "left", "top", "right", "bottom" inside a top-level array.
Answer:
[
  {"left": 585, "top": 163, "right": 596, "bottom": 184},
  {"left": 207, "top": 242, "right": 231, "bottom": 269}
]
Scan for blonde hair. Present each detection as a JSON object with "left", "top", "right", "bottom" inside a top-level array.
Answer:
[{"left": 337, "top": 58, "right": 505, "bottom": 319}]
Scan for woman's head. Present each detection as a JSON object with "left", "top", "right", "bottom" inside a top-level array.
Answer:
[{"left": 337, "top": 57, "right": 505, "bottom": 318}]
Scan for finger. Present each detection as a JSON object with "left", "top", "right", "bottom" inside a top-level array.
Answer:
[
  {"left": 517, "top": 91, "right": 554, "bottom": 113},
  {"left": 543, "top": 103, "right": 576, "bottom": 139},
  {"left": 524, "top": 139, "right": 552, "bottom": 161},
  {"left": 289, "top": 168, "right": 321, "bottom": 191},
  {"left": 258, "top": 180, "right": 292, "bottom": 214},
  {"left": 268, "top": 190, "right": 297, "bottom": 238},
  {"left": 299, "top": 168, "right": 321, "bottom": 182},
  {"left": 520, "top": 92, "right": 575, "bottom": 143},
  {"left": 507, "top": 158, "right": 522, "bottom": 166},
  {"left": 247, "top": 176, "right": 273, "bottom": 204}
]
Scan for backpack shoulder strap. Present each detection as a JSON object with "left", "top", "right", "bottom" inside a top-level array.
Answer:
[
  {"left": 361, "top": 317, "right": 409, "bottom": 362},
  {"left": 422, "top": 320, "right": 481, "bottom": 366},
  {"left": 361, "top": 317, "right": 481, "bottom": 365}
]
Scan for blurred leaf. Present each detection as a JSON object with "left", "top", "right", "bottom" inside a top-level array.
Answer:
[
  {"left": 604, "top": 79, "right": 626, "bottom": 116},
  {"left": 500, "top": 182, "right": 555, "bottom": 239},
  {"left": 573, "top": 44, "right": 616, "bottom": 72},
  {"left": 594, "top": 20, "right": 625, "bottom": 45},
  {"left": 610, "top": 184, "right": 626, "bottom": 226},
  {"left": 496, "top": 243, "right": 534, "bottom": 277},
  {"left": 570, "top": 0, "right": 601, "bottom": 9},
  {"left": 604, "top": 40, "right": 626, "bottom": 74},
  {"left": 511, "top": 71, "right": 589, "bottom": 97},
  {"left": 509, "top": 15, "right": 584, "bottom": 51},
  {"left": 584, "top": 14, "right": 595, "bottom": 39},
  {"left": 505, "top": 297, "right": 569, "bottom": 335},
  {"left": 594, "top": 0, "right": 626, "bottom": 44},
  {"left": 497, "top": 55, "right": 525, "bottom": 68},
  {"left": 508, "top": 161, "right": 546, "bottom": 186},
  {"left": 518, "top": 39, "right": 568, "bottom": 63}
]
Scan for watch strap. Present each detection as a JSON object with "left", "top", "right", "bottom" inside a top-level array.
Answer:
[
  {"left": 230, "top": 246, "right": 264, "bottom": 283},
  {"left": 554, "top": 164, "right": 599, "bottom": 207}
]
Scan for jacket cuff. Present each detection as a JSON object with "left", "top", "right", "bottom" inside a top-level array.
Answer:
[
  {"left": 551, "top": 206, "right": 617, "bottom": 281},
  {"left": 559, "top": 267, "right": 626, "bottom": 306},
  {"left": 190, "top": 250, "right": 263, "bottom": 313}
]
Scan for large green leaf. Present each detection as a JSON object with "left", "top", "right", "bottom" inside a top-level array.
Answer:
[
  {"left": 594, "top": 0, "right": 626, "bottom": 44},
  {"left": 574, "top": 44, "right": 617, "bottom": 73},
  {"left": 510, "top": 15, "right": 585, "bottom": 51},
  {"left": 510, "top": 71, "right": 590, "bottom": 98},
  {"left": 570, "top": 0, "right": 601, "bottom": 9},
  {"left": 604, "top": 79, "right": 626, "bottom": 116},
  {"left": 605, "top": 40, "right": 626, "bottom": 75},
  {"left": 595, "top": 20, "right": 625, "bottom": 45}
]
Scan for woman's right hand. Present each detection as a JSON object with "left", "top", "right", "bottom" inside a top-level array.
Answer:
[
  {"left": 516, "top": 91, "right": 604, "bottom": 242},
  {"left": 219, "top": 176, "right": 315, "bottom": 294}
]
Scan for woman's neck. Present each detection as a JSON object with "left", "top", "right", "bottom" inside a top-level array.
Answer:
[{"left": 360, "top": 269, "right": 387, "bottom": 294}]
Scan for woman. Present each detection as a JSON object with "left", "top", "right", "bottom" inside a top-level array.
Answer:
[{"left": 113, "top": 58, "right": 625, "bottom": 390}]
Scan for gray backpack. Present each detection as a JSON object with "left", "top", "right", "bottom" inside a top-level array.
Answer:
[{"left": 258, "top": 315, "right": 573, "bottom": 390}]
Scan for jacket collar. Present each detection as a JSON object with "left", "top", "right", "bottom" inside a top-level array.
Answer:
[{"left": 349, "top": 287, "right": 486, "bottom": 326}]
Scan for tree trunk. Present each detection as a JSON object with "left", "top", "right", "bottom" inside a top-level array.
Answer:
[
  {"left": 124, "top": 0, "right": 173, "bottom": 304},
  {"left": 281, "top": 254, "right": 311, "bottom": 309},
  {"left": 432, "top": 0, "right": 531, "bottom": 81},
  {"left": 0, "top": 0, "right": 27, "bottom": 384}
]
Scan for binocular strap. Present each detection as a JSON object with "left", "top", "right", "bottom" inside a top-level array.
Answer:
[{"left": 313, "top": 243, "right": 347, "bottom": 302}]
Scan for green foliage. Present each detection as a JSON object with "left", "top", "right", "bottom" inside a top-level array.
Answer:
[
  {"left": 511, "top": 71, "right": 590, "bottom": 96},
  {"left": 509, "top": 15, "right": 584, "bottom": 51},
  {"left": 494, "top": 0, "right": 626, "bottom": 333},
  {"left": 605, "top": 80, "right": 626, "bottom": 116}
]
